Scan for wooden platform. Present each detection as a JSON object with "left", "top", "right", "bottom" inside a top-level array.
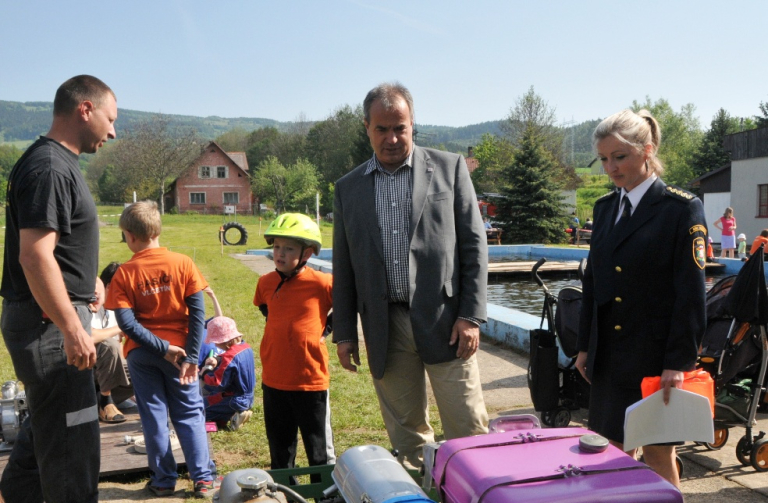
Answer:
[
  {"left": 0, "top": 412, "right": 213, "bottom": 478},
  {"left": 488, "top": 260, "right": 579, "bottom": 276}
]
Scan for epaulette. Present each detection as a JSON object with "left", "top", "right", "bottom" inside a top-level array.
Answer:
[
  {"left": 595, "top": 190, "right": 618, "bottom": 204},
  {"left": 665, "top": 186, "right": 696, "bottom": 202}
]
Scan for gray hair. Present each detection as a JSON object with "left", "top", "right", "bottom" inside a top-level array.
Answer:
[
  {"left": 593, "top": 109, "right": 663, "bottom": 175},
  {"left": 363, "top": 82, "right": 414, "bottom": 123}
]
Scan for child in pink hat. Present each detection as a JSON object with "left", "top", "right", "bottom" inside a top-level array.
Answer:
[{"left": 200, "top": 316, "right": 255, "bottom": 431}]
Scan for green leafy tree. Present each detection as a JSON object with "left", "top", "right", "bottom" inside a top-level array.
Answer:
[
  {"left": 251, "top": 156, "right": 319, "bottom": 214},
  {"left": 691, "top": 108, "right": 740, "bottom": 179},
  {"left": 351, "top": 120, "right": 374, "bottom": 167},
  {"left": 501, "top": 86, "right": 580, "bottom": 190},
  {"left": 97, "top": 164, "right": 131, "bottom": 203},
  {"left": 215, "top": 127, "right": 251, "bottom": 152},
  {"left": 306, "top": 105, "right": 364, "bottom": 212},
  {"left": 631, "top": 97, "right": 702, "bottom": 187},
  {"left": 471, "top": 133, "right": 515, "bottom": 194},
  {"left": 495, "top": 125, "right": 568, "bottom": 244},
  {"left": 756, "top": 100, "right": 768, "bottom": 128},
  {"left": 245, "top": 127, "right": 281, "bottom": 168},
  {"left": 0, "top": 144, "right": 23, "bottom": 201}
]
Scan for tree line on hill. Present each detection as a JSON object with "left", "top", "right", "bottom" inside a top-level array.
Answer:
[{"left": 0, "top": 93, "right": 766, "bottom": 243}]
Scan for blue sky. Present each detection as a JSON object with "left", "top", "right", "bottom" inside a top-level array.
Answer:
[{"left": 2, "top": 0, "right": 766, "bottom": 128}]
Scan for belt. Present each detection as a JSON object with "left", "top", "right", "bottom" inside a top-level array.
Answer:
[
  {"left": 41, "top": 300, "right": 91, "bottom": 324},
  {"left": 390, "top": 302, "right": 410, "bottom": 311}
]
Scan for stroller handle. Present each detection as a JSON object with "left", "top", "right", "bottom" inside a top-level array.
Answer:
[{"left": 531, "top": 257, "right": 547, "bottom": 289}]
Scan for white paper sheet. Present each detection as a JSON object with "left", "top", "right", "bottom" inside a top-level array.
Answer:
[{"left": 623, "top": 388, "right": 714, "bottom": 451}]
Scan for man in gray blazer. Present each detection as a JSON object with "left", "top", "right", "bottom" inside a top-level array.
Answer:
[{"left": 333, "top": 82, "right": 489, "bottom": 468}]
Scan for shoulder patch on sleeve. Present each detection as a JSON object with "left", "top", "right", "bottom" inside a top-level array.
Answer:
[
  {"left": 693, "top": 236, "right": 706, "bottom": 270},
  {"left": 689, "top": 224, "right": 707, "bottom": 236},
  {"left": 665, "top": 186, "right": 695, "bottom": 202}
]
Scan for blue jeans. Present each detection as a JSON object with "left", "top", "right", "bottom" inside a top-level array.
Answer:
[
  {"left": 127, "top": 346, "right": 214, "bottom": 487},
  {"left": 0, "top": 300, "right": 99, "bottom": 503}
]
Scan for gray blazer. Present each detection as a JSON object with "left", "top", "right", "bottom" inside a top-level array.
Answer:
[{"left": 332, "top": 146, "right": 488, "bottom": 379}]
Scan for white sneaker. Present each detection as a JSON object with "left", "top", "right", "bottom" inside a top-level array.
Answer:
[
  {"left": 133, "top": 430, "right": 181, "bottom": 454},
  {"left": 228, "top": 410, "right": 252, "bottom": 431}
]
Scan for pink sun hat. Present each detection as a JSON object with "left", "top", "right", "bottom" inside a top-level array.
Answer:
[{"left": 205, "top": 316, "right": 243, "bottom": 344}]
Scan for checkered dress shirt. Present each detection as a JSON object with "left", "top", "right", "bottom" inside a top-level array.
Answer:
[
  {"left": 364, "top": 154, "right": 413, "bottom": 303},
  {"left": 363, "top": 152, "right": 482, "bottom": 327}
]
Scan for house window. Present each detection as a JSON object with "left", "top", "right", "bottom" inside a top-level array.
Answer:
[
  {"left": 190, "top": 192, "right": 206, "bottom": 205},
  {"left": 759, "top": 184, "right": 768, "bottom": 218},
  {"left": 199, "top": 166, "right": 211, "bottom": 179},
  {"left": 223, "top": 192, "right": 239, "bottom": 204},
  {"left": 216, "top": 166, "right": 227, "bottom": 178}
]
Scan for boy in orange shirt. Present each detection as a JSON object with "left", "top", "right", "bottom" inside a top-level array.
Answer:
[
  {"left": 750, "top": 229, "right": 768, "bottom": 257},
  {"left": 105, "top": 201, "right": 217, "bottom": 498},
  {"left": 253, "top": 213, "right": 335, "bottom": 480}
]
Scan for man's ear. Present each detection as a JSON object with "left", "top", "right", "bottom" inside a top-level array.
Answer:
[{"left": 79, "top": 100, "right": 94, "bottom": 122}]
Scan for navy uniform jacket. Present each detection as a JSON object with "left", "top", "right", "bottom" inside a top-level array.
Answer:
[{"left": 576, "top": 178, "right": 707, "bottom": 388}]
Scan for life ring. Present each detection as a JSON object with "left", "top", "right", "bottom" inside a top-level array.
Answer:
[{"left": 220, "top": 222, "right": 248, "bottom": 246}]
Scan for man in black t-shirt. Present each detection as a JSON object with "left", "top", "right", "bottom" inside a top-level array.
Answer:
[{"left": 0, "top": 75, "right": 117, "bottom": 503}]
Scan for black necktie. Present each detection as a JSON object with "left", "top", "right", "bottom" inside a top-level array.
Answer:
[{"left": 618, "top": 197, "right": 632, "bottom": 227}]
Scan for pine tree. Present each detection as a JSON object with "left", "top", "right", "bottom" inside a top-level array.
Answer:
[
  {"left": 691, "top": 108, "right": 739, "bottom": 179},
  {"left": 496, "top": 125, "right": 568, "bottom": 244}
]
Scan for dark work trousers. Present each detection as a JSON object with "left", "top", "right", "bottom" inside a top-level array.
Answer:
[
  {"left": 262, "top": 384, "right": 335, "bottom": 483},
  {"left": 0, "top": 300, "right": 99, "bottom": 503}
]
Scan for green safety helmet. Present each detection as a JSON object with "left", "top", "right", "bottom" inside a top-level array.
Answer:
[{"left": 264, "top": 213, "right": 322, "bottom": 255}]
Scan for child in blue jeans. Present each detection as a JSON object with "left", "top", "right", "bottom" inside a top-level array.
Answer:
[{"left": 105, "top": 201, "right": 217, "bottom": 498}]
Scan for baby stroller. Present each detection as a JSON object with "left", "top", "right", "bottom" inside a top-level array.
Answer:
[
  {"left": 697, "top": 244, "right": 768, "bottom": 471},
  {"left": 527, "top": 257, "right": 590, "bottom": 427}
]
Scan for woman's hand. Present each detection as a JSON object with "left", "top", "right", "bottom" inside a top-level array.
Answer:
[
  {"left": 660, "top": 369, "right": 685, "bottom": 405},
  {"left": 575, "top": 351, "right": 590, "bottom": 384}
]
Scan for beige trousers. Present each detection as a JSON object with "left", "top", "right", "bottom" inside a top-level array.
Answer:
[{"left": 372, "top": 304, "right": 488, "bottom": 469}]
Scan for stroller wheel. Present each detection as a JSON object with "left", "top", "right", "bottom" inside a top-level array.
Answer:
[
  {"left": 736, "top": 435, "right": 752, "bottom": 466},
  {"left": 750, "top": 438, "right": 768, "bottom": 472},
  {"left": 705, "top": 428, "right": 729, "bottom": 451},
  {"left": 676, "top": 455, "right": 684, "bottom": 478},
  {"left": 546, "top": 407, "right": 571, "bottom": 427},
  {"left": 541, "top": 407, "right": 570, "bottom": 427}
]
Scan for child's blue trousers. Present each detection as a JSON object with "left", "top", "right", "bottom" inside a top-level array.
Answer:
[{"left": 127, "top": 347, "right": 215, "bottom": 487}]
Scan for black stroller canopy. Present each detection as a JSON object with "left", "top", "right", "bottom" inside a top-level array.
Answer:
[{"left": 725, "top": 245, "right": 768, "bottom": 325}]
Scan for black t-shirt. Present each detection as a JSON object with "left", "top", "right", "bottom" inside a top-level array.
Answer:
[{"left": 1, "top": 137, "right": 98, "bottom": 302}]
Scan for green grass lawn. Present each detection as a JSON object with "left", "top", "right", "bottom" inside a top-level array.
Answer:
[{"left": 0, "top": 207, "right": 442, "bottom": 477}]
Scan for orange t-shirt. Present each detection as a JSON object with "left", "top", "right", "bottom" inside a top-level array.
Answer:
[
  {"left": 750, "top": 236, "right": 768, "bottom": 256},
  {"left": 253, "top": 267, "right": 332, "bottom": 391},
  {"left": 105, "top": 247, "right": 207, "bottom": 356}
]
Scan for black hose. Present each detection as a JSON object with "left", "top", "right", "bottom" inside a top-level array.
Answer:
[
  {"left": 269, "top": 482, "right": 310, "bottom": 503},
  {"left": 531, "top": 257, "right": 547, "bottom": 288}
]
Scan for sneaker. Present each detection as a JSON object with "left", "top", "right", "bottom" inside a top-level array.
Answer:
[
  {"left": 193, "top": 476, "right": 222, "bottom": 498},
  {"left": 228, "top": 410, "right": 252, "bottom": 431},
  {"left": 145, "top": 481, "right": 175, "bottom": 497}
]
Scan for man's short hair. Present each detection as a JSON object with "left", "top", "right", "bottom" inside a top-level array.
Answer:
[
  {"left": 120, "top": 201, "right": 162, "bottom": 241},
  {"left": 53, "top": 75, "right": 115, "bottom": 117},
  {"left": 363, "top": 82, "right": 414, "bottom": 123}
]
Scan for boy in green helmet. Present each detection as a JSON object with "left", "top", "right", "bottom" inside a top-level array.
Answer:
[{"left": 253, "top": 213, "right": 336, "bottom": 479}]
